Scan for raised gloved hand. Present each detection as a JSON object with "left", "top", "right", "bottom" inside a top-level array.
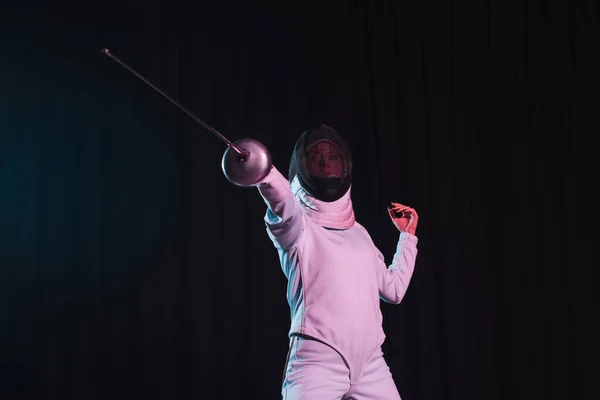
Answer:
[{"left": 387, "top": 202, "right": 419, "bottom": 235}]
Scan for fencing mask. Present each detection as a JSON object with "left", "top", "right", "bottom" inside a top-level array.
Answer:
[{"left": 288, "top": 125, "right": 353, "bottom": 202}]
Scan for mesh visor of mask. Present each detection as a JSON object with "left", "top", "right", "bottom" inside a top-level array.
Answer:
[{"left": 288, "top": 125, "right": 352, "bottom": 202}]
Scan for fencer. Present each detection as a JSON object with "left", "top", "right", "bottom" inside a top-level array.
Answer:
[
  {"left": 255, "top": 125, "right": 419, "bottom": 400},
  {"left": 100, "top": 48, "right": 419, "bottom": 400}
]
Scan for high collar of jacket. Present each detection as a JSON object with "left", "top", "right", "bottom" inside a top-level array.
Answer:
[{"left": 290, "top": 175, "right": 355, "bottom": 230}]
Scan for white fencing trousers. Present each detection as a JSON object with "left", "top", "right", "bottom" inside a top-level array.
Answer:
[{"left": 282, "top": 335, "right": 402, "bottom": 400}]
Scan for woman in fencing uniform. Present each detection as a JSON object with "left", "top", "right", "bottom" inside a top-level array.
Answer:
[{"left": 256, "top": 125, "right": 419, "bottom": 400}]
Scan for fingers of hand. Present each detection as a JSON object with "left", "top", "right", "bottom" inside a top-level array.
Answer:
[
  {"left": 389, "top": 203, "right": 418, "bottom": 220},
  {"left": 391, "top": 204, "right": 412, "bottom": 214},
  {"left": 387, "top": 208, "right": 400, "bottom": 218},
  {"left": 407, "top": 207, "right": 418, "bottom": 219},
  {"left": 390, "top": 203, "right": 408, "bottom": 212},
  {"left": 404, "top": 207, "right": 416, "bottom": 216}
]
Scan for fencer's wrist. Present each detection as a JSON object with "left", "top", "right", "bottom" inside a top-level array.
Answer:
[
  {"left": 399, "top": 230, "right": 418, "bottom": 242},
  {"left": 256, "top": 165, "right": 276, "bottom": 186}
]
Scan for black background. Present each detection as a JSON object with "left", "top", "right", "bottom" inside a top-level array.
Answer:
[{"left": 1, "top": 1, "right": 598, "bottom": 399}]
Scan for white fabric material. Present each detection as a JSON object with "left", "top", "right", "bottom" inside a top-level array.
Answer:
[
  {"left": 283, "top": 336, "right": 401, "bottom": 400},
  {"left": 290, "top": 175, "right": 355, "bottom": 230},
  {"left": 257, "top": 166, "right": 418, "bottom": 395}
]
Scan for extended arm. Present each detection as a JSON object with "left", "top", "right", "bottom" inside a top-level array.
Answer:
[
  {"left": 257, "top": 166, "right": 304, "bottom": 250},
  {"left": 376, "top": 232, "right": 419, "bottom": 304}
]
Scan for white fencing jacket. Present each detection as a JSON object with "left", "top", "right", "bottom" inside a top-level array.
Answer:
[{"left": 257, "top": 166, "right": 418, "bottom": 379}]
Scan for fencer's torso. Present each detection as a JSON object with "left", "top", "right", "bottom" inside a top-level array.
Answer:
[
  {"left": 262, "top": 171, "right": 385, "bottom": 379},
  {"left": 279, "top": 216, "right": 387, "bottom": 379},
  {"left": 258, "top": 167, "right": 417, "bottom": 381}
]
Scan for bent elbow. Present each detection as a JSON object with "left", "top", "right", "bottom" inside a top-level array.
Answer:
[
  {"left": 390, "top": 293, "right": 405, "bottom": 305},
  {"left": 380, "top": 290, "right": 406, "bottom": 305}
]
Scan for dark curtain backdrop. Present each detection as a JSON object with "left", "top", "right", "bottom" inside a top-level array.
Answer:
[{"left": 1, "top": 1, "right": 598, "bottom": 399}]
